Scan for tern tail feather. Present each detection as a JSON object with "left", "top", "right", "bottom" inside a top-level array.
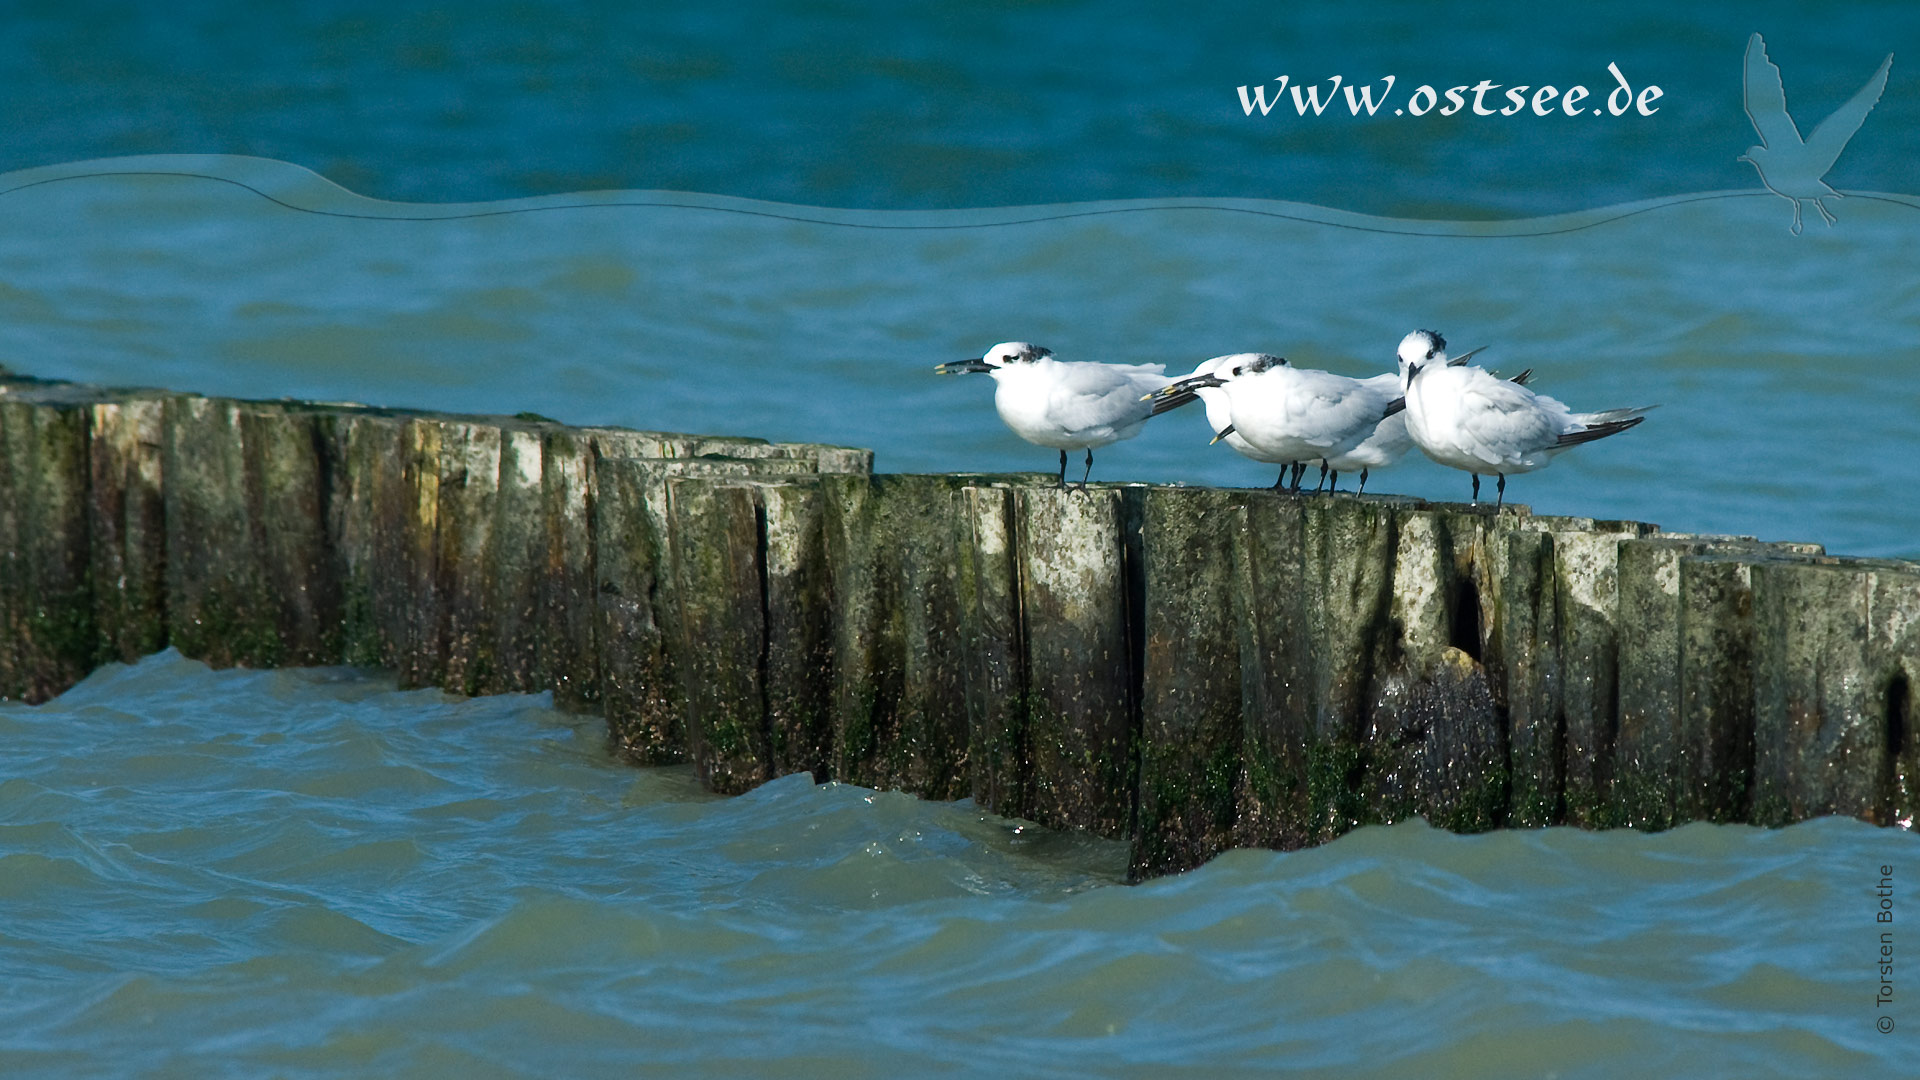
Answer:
[
  {"left": 1555, "top": 412, "right": 1649, "bottom": 448},
  {"left": 1150, "top": 390, "right": 1199, "bottom": 416},
  {"left": 1573, "top": 405, "right": 1657, "bottom": 426}
]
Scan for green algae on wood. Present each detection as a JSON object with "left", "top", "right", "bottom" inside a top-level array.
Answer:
[
  {"left": 1752, "top": 558, "right": 1920, "bottom": 826},
  {"left": 1613, "top": 537, "right": 1821, "bottom": 829},
  {"left": 162, "top": 397, "right": 342, "bottom": 669},
  {"left": 1132, "top": 486, "right": 1246, "bottom": 880},
  {"left": 87, "top": 397, "right": 168, "bottom": 665},
  {"left": 1016, "top": 483, "right": 1137, "bottom": 838},
  {"left": 0, "top": 397, "right": 95, "bottom": 702},
  {"left": 1492, "top": 525, "right": 1563, "bottom": 826},
  {"left": 427, "top": 419, "right": 505, "bottom": 697},
  {"left": 669, "top": 480, "right": 774, "bottom": 794},
  {"left": 1227, "top": 493, "right": 1317, "bottom": 852},
  {"left": 759, "top": 479, "right": 836, "bottom": 782},
  {"left": 1548, "top": 521, "right": 1656, "bottom": 827},
  {"left": 959, "top": 483, "right": 1030, "bottom": 820},
  {"left": 1363, "top": 509, "right": 1507, "bottom": 834},
  {"left": 3, "top": 369, "right": 1917, "bottom": 882},
  {"left": 820, "top": 473, "right": 974, "bottom": 801}
]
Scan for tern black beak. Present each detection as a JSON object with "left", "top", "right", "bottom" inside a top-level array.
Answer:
[
  {"left": 1146, "top": 373, "right": 1226, "bottom": 401},
  {"left": 1209, "top": 423, "right": 1237, "bottom": 445},
  {"left": 934, "top": 358, "right": 994, "bottom": 375}
]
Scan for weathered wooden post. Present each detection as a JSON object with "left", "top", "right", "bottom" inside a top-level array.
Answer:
[
  {"left": 1613, "top": 536, "right": 1823, "bottom": 828},
  {"left": 593, "top": 456, "right": 828, "bottom": 765},
  {"left": 759, "top": 478, "right": 836, "bottom": 781},
  {"left": 829, "top": 473, "right": 980, "bottom": 799},
  {"left": 592, "top": 454, "right": 681, "bottom": 762},
  {"left": 1227, "top": 492, "right": 1317, "bottom": 851},
  {"left": 1491, "top": 522, "right": 1562, "bottom": 826},
  {"left": 162, "top": 397, "right": 341, "bottom": 669},
  {"left": 8, "top": 370, "right": 1920, "bottom": 880},
  {"left": 422, "top": 418, "right": 503, "bottom": 696},
  {"left": 1016, "top": 482, "right": 1138, "bottom": 837},
  {"left": 1752, "top": 558, "right": 1920, "bottom": 826},
  {"left": 334, "top": 409, "right": 413, "bottom": 671},
  {"left": 0, "top": 393, "right": 94, "bottom": 702},
  {"left": 540, "top": 427, "right": 600, "bottom": 710},
  {"left": 1548, "top": 520, "right": 1657, "bottom": 826},
  {"left": 88, "top": 396, "right": 168, "bottom": 664},
  {"left": 1132, "top": 485, "right": 1245, "bottom": 879},
  {"left": 669, "top": 479, "right": 774, "bottom": 793},
  {"left": 1299, "top": 496, "right": 1402, "bottom": 839},
  {"left": 960, "top": 482, "right": 1029, "bottom": 819},
  {"left": 1362, "top": 506, "right": 1506, "bottom": 833}
]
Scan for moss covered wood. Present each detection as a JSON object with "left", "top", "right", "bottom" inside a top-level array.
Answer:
[{"left": 3, "top": 372, "right": 1916, "bottom": 879}]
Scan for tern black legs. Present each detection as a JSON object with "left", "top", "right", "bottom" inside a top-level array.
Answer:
[
  {"left": 1269, "top": 463, "right": 1315, "bottom": 496},
  {"left": 1059, "top": 449, "right": 1093, "bottom": 490},
  {"left": 1471, "top": 474, "right": 1480, "bottom": 502},
  {"left": 1470, "top": 472, "right": 1509, "bottom": 508},
  {"left": 1357, "top": 468, "right": 1369, "bottom": 494}
]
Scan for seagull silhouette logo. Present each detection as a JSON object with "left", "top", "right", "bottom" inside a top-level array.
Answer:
[{"left": 1740, "top": 33, "right": 1893, "bottom": 234}]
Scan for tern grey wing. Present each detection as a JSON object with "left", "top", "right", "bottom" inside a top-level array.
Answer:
[
  {"left": 1053, "top": 361, "right": 1167, "bottom": 397},
  {"left": 1457, "top": 379, "right": 1560, "bottom": 464},
  {"left": 1804, "top": 52, "right": 1893, "bottom": 172},
  {"left": 1744, "top": 33, "right": 1803, "bottom": 150},
  {"left": 1292, "top": 378, "right": 1389, "bottom": 451},
  {"left": 1048, "top": 363, "right": 1163, "bottom": 429}
]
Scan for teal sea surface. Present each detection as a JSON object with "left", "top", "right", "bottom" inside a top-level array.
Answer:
[
  {"left": 3, "top": 3, "right": 1917, "bottom": 1075},
  {"left": 3, "top": 653, "right": 1914, "bottom": 1078}
]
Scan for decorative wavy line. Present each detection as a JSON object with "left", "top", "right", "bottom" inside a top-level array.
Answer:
[{"left": 3, "top": 163, "right": 1917, "bottom": 239}]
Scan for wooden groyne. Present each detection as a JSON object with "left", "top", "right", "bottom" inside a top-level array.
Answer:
[{"left": 3, "top": 372, "right": 1915, "bottom": 878}]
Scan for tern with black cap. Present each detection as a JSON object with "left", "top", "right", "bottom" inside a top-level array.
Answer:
[
  {"left": 935, "top": 341, "right": 1172, "bottom": 488},
  {"left": 1397, "top": 329, "right": 1653, "bottom": 507}
]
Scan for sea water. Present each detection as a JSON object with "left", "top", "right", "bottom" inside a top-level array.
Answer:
[{"left": 3, "top": 653, "right": 1913, "bottom": 1078}]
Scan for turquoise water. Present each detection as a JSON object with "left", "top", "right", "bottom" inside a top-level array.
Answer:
[
  {"left": 1, "top": 155, "right": 1916, "bottom": 557},
  {"left": 3, "top": 653, "right": 1914, "bottom": 1078},
  {"left": 4, "top": 1, "right": 1915, "bottom": 214},
  {"left": 4, "top": 5, "right": 1918, "bottom": 1074}
]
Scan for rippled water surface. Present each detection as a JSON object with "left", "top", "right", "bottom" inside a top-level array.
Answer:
[
  {"left": 3, "top": 156, "right": 1917, "bottom": 558},
  {"left": 1, "top": 654, "right": 1913, "bottom": 1078}
]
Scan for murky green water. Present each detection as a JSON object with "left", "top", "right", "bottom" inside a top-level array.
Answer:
[{"left": 1, "top": 653, "right": 1912, "bottom": 1077}]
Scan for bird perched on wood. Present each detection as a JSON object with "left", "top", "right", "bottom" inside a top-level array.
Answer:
[
  {"left": 1151, "top": 353, "right": 1306, "bottom": 490},
  {"left": 935, "top": 341, "right": 1171, "bottom": 487},
  {"left": 1397, "top": 329, "right": 1652, "bottom": 507},
  {"left": 1151, "top": 354, "right": 1405, "bottom": 492}
]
